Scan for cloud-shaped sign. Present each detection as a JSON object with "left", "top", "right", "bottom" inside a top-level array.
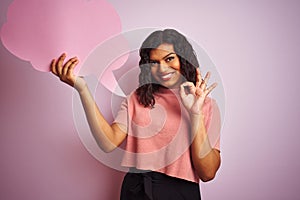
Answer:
[{"left": 0, "top": 0, "right": 123, "bottom": 75}]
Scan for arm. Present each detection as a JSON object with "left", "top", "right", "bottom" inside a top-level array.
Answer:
[
  {"left": 180, "top": 69, "right": 221, "bottom": 182},
  {"left": 190, "top": 113, "right": 221, "bottom": 182},
  {"left": 50, "top": 53, "right": 127, "bottom": 152}
]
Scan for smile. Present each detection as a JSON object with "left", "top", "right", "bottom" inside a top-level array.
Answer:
[{"left": 160, "top": 72, "right": 175, "bottom": 81}]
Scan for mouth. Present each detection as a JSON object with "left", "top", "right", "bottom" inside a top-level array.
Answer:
[{"left": 160, "top": 72, "right": 175, "bottom": 81}]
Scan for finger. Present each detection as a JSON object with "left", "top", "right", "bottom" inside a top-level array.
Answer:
[
  {"left": 66, "top": 58, "right": 79, "bottom": 78},
  {"left": 56, "top": 53, "right": 66, "bottom": 76},
  {"left": 50, "top": 59, "right": 58, "bottom": 76},
  {"left": 205, "top": 82, "right": 218, "bottom": 95},
  {"left": 195, "top": 68, "right": 202, "bottom": 88},
  {"left": 180, "top": 83, "right": 187, "bottom": 97},
  {"left": 180, "top": 82, "right": 195, "bottom": 96},
  {"left": 184, "top": 81, "right": 197, "bottom": 94},
  {"left": 195, "top": 87, "right": 202, "bottom": 96},
  {"left": 200, "top": 72, "right": 210, "bottom": 90},
  {"left": 203, "top": 71, "right": 211, "bottom": 84},
  {"left": 65, "top": 59, "right": 79, "bottom": 87},
  {"left": 62, "top": 57, "right": 78, "bottom": 76}
]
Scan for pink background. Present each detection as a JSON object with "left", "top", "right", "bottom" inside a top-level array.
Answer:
[{"left": 1, "top": 0, "right": 300, "bottom": 199}]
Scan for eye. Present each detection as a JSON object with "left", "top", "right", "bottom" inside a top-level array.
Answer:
[
  {"left": 149, "top": 60, "right": 159, "bottom": 66},
  {"left": 165, "top": 56, "right": 174, "bottom": 62}
]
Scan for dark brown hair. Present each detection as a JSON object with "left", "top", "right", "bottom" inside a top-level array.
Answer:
[{"left": 136, "top": 29, "right": 199, "bottom": 107}]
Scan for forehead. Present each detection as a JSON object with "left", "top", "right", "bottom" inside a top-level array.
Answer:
[{"left": 149, "top": 43, "right": 175, "bottom": 60}]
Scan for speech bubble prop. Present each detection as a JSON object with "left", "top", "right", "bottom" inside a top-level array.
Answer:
[{"left": 0, "top": 0, "right": 122, "bottom": 75}]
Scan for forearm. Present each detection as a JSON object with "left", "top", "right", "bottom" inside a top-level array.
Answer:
[
  {"left": 50, "top": 54, "right": 125, "bottom": 152},
  {"left": 190, "top": 114, "right": 221, "bottom": 182},
  {"left": 77, "top": 85, "right": 119, "bottom": 152}
]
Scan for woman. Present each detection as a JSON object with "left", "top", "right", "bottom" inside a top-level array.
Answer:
[{"left": 51, "top": 29, "right": 221, "bottom": 200}]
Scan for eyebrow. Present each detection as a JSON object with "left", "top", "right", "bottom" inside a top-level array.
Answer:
[
  {"left": 162, "top": 52, "right": 176, "bottom": 59},
  {"left": 150, "top": 52, "right": 176, "bottom": 62}
]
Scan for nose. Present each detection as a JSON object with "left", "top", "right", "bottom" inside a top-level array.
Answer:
[{"left": 158, "top": 61, "right": 169, "bottom": 72}]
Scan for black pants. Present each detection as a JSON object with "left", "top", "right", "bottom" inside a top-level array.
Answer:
[{"left": 120, "top": 169, "right": 201, "bottom": 200}]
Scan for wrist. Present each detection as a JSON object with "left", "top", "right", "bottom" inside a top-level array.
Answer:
[
  {"left": 76, "top": 83, "right": 88, "bottom": 95},
  {"left": 189, "top": 111, "right": 204, "bottom": 119},
  {"left": 73, "top": 77, "right": 88, "bottom": 94}
]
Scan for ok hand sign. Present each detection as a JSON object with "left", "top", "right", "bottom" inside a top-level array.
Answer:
[{"left": 180, "top": 68, "right": 217, "bottom": 115}]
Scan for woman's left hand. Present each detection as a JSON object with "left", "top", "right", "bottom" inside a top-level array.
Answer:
[{"left": 180, "top": 68, "right": 217, "bottom": 115}]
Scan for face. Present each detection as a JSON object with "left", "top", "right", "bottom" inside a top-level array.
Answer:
[{"left": 149, "top": 43, "right": 182, "bottom": 88}]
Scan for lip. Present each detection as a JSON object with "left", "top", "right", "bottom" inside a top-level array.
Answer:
[{"left": 159, "top": 72, "right": 175, "bottom": 81}]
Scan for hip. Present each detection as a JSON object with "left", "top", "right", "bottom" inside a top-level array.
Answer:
[{"left": 120, "top": 169, "right": 201, "bottom": 200}]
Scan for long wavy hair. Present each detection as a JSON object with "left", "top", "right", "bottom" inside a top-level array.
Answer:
[{"left": 136, "top": 29, "right": 199, "bottom": 107}]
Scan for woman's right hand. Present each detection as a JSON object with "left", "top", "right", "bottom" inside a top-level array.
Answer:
[{"left": 50, "top": 53, "right": 87, "bottom": 93}]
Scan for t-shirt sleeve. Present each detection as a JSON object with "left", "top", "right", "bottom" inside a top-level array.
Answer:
[
  {"left": 207, "top": 99, "right": 221, "bottom": 151},
  {"left": 113, "top": 97, "right": 129, "bottom": 133}
]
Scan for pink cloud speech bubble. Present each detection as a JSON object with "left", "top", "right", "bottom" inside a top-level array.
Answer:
[{"left": 0, "top": 0, "right": 124, "bottom": 77}]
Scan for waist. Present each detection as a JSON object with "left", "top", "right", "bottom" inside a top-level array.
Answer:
[
  {"left": 129, "top": 167, "right": 151, "bottom": 173},
  {"left": 122, "top": 169, "right": 200, "bottom": 200}
]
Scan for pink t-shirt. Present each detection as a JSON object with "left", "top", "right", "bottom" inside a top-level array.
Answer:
[{"left": 114, "top": 87, "right": 221, "bottom": 183}]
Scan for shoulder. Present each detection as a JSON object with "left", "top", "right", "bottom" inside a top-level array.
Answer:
[
  {"left": 122, "top": 91, "right": 147, "bottom": 110},
  {"left": 126, "top": 91, "right": 140, "bottom": 104}
]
